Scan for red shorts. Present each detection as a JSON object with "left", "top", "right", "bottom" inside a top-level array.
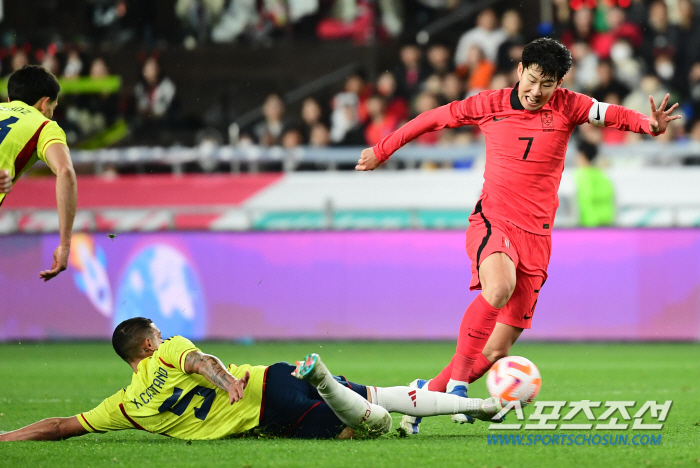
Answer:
[{"left": 466, "top": 213, "right": 552, "bottom": 329}]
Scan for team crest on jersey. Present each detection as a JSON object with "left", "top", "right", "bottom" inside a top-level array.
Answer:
[{"left": 541, "top": 110, "right": 554, "bottom": 131}]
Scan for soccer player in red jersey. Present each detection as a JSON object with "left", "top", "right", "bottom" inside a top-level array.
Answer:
[{"left": 356, "top": 37, "right": 681, "bottom": 433}]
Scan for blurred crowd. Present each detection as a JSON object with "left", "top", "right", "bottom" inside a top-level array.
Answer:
[
  {"left": 240, "top": 1, "right": 700, "bottom": 154},
  {"left": 1, "top": 47, "right": 180, "bottom": 148},
  {"left": 2, "top": 0, "right": 700, "bottom": 155}
]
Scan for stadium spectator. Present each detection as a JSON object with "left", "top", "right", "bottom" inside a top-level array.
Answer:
[
  {"left": 10, "top": 50, "right": 30, "bottom": 74},
  {"left": 208, "top": 0, "right": 255, "bottom": 44},
  {"left": 457, "top": 45, "right": 495, "bottom": 94},
  {"left": 316, "top": 0, "right": 402, "bottom": 44},
  {"left": 412, "top": 91, "right": 442, "bottom": 145},
  {"left": 575, "top": 140, "right": 615, "bottom": 227},
  {"left": 252, "top": 93, "right": 288, "bottom": 147},
  {"left": 300, "top": 97, "right": 326, "bottom": 143},
  {"left": 495, "top": 10, "right": 525, "bottom": 73},
  {"left": 131, "top": 56, "right": 178, "bottom": 144},
  {"left": 309, "top": 122, "right": 331, "bottom": 147},
  {"left": 364, "top": 94, "right": 398, "bottom": 146},
  {"left": 177, "top": 0, "right": 225, "bottom": 44},
  {"left": 441, "top": 73, "right": 465, "bottom": 102},
  {"left": 686, "top": 62, "right": 700, "bottom": 123},
  {"left": 334, "top": 72, "right": 371, "bottom": 124},
  {"left": 393, "top": 44, "right": 430, "bottom": 99},
  {"left": 426, "top": 43, "right": 452, "bottom": 78},
  {"left": 570, "top": 40, "right": 599, "bottom": 92},
  {"left": 677, "top": 0, "right": 700, "bottom": 82},
  {"left": 330, "top": 92, "right": 365, "bottom": 146},
  {"left": 488, "top": 72, "right": 510, "bottom": 91},
  {"left": 134, "top": 56, "right": 176, "bottom": 119},
  {"left": 594, "top": 6, "right": 642, "bottom": 60},
  {"left": 63, "top": 50, "right": 84, "bottom": 79},
  {"left": 560, "top": 7, "right": 599, "bottom": 51},
  {"left": 609, "top": 38, "right": 643, "bottom": 89},
  {"left": 90, "top": 0, "right": 135, "bottom": 47},
  {"left": 41, "top": 54, "right": 61, "bottom": 77},
  {"left": 454, "top": 8, "right": 506, "bottom": 67},
  {"left": 591, "top": 59, "right": 630, "bottom": 104},
  {"left": 641, "top": 1, "right": 681, "bottom": 72},
  {"left": 282, "top": 127, "right": 304, "bottom": 149},
  {"left": 65, "top": 57, "right": 122, "bottom": 146},
  {"left": 623, "top": 75, "right": 669, "bottom": 116},
  {"left": 375, "top": 71, "right": 408, "bottom": 124}
]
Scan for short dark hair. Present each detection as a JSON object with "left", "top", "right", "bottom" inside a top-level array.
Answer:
[
  {"left": 112, "top": 317, "right": 156, "bottom": 362},
  {"left": 578, "top": 140, "right": 598, "bottom": 162},
  {"left": 7, "top": 65, "right": 60, "bottom": 105},
  {"left": 521, "top": 38, "right": 572, "bottom": 82}
]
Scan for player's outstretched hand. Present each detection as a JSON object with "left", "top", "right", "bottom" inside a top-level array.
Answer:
[
  {"left": 229, "top": 370, "right": 250, "bottom": 404},
  {"left": 648, "top": 93, "right": 681, "bottom": 135},
  {"left": 0, "top": 170, "right": 11, "bottom": 193},
  {"left": 39, "top": 245, "right": 70, "bottom": 282},
  {"left": 356, "top": 147, "right": 382, "bottom": 171}
]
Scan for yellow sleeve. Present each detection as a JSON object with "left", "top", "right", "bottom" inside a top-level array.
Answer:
[
  {"left": 77, "top": 390, "right": 132, "bottom": 433},
  {"left": 158, "top": 336, "right": 201, "bottom": 373},
  {"left": 36, "top": 120, "right": 67, "bottom": 163}
]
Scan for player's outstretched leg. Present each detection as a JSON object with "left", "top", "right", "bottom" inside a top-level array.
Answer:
[
  {"left": 292, "top": 354, "right": 392, "bottom": 436},
  {"left": 399, "top": 378, "right": 430, "bottom": 434},
  {"left": 370, "top": 386, "right": 502, "bottom": 423}
]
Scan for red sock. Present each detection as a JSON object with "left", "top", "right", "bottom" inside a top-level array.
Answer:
[
  {"left": 467, "top": 353, "right": 494, "bottom": 383},
  {"left": 450, "top": 294, "right": 501, "bottom": 382},
  {"left": 428, "top": 356, "right": 454, "bottom": 392}
]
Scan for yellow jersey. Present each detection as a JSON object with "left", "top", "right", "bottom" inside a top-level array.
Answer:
[
  {"left": 0, "top": 100, "right": 67, "bottom": 206},
  {"left": 76, "top": 336, "right": 267, "bottom": 440}
]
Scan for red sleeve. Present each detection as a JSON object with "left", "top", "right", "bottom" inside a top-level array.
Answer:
[
  {"left": 566, "top": 89, "right": 659, "bottom": 136},
  {"left": 373, "top": 94, "right": 486, "bottom": 162},
  {"left": 568, "top": 90, "right": 595, "bottom": 126},
  {"left": 604, "top": 104, "right": 658, "bottom": 135}
]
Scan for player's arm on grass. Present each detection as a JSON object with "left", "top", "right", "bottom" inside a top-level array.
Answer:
[
  {"left": 40, "top": 143, "right": 77, "bottom": 282},
  {"left": 356, "top": 96, "right": 483, "bottom": 171},
  {"left": 0, "top": 416, "right": 87, "bottom": 441},
  {"left": 579, "top": 92, "right": 681, "bottom": 136},
  {"left": 184, "top": 350, "right": 250, "bottom": 404}
]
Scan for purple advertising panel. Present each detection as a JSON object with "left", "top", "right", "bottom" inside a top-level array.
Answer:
[{"left": 1, "top": 230, "right": 698, "bottom": 341}]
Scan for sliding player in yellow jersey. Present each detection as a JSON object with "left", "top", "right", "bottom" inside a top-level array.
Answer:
[
  {"left": 0, "top": 318, "right": 501, "bottom": 441},
  {"left": 0, "top": 65, "right": 77, "bottom": 281}
]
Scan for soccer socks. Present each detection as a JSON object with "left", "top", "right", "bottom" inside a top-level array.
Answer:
[
  {"left": 428, "top": 357, "right": 452, "bottom": 392},
  {"left": 312, "top": 364, "right": 391, "bottom": 431},
  {"left": 451, "top": 294, "right": 501, "bottom": 382},
  {"left": 372, "top": 386, "right": 483, "bottom": 417},
  {"left": 468, "top": 353, "right": 494, "bottom": 383}
]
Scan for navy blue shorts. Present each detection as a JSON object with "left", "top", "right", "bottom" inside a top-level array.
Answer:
[{"left": 259, "top": 362, "right": 368, "bottom": 439}]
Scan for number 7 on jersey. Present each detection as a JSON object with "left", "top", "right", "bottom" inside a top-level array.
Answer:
[{"left": 518, "top": 137, "right": 534, "bottom": 160}]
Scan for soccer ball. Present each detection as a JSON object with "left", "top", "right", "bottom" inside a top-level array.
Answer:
[{"left": 486, "top": 356, "right": 542, "bottom": 406}]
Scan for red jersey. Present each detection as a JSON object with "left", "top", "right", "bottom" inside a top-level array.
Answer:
[{"left": 373, "top": 85, "right": 657, "bottom": 235}]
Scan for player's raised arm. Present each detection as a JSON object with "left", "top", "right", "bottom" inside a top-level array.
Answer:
[
  {"left": 184, "top": 350, "right": 250, "bottom": 404},
  {"left": 0, "top": 416, "right": 88, "bottom": 441},
  {"left": 648, "top": 94, "right": 681, "bottom": 134},
  {"left": 40, "top": 143, "right": 77, "bottom": 282},
  {"left": 356, "top": 97, "right": 483, "bottom": 171},
  {"left": 579, "top": 92, "right": 681, "bottom": 136}
]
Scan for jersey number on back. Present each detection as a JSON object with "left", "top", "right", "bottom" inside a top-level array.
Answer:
[
  {"left": 0, "top": 117, "right": 19, "bottom": 144},
  {"left": 158, "top": 385, "right": 216, "bottom": 421}
]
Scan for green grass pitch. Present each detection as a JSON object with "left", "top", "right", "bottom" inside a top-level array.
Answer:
[{"left": 0, "top": 341, "right": 698, "bottom": 467}]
